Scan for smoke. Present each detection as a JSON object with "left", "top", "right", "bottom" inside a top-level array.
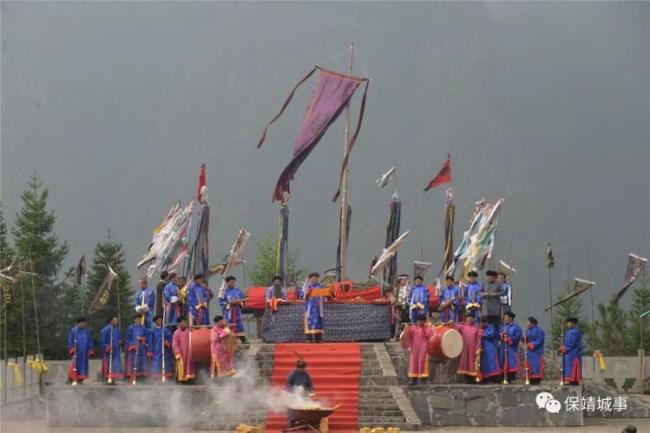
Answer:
[{"left": 46, "top": 357, "right": 328, "bottom": 429}]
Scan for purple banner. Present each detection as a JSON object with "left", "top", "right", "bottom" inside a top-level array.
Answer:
[{"left": 273, "top": 69, "right": 363, "bottom": 202}]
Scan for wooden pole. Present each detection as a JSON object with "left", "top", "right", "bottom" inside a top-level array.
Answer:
[
  {"left": 548, "top": 266, "right": 554, "bottom": 354},
  {"left": 2, "top": 301, "right": 7, "bottom": 404},
  {"left": 20, "top": 277, "right": 26, "bottom": 398},
  {"left": 338, "top": 42, "right": 354, "bottom": 282}
]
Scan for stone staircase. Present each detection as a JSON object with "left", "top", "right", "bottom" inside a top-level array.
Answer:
[
  {"left": 254, "top": 342, "right": 422, "bottom": 431},
  {"left": 359, "top": 344, "right": 420, "bottom": 430}
]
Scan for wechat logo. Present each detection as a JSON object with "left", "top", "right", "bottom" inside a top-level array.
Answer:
[{"left": 536, "top": 392, "right": 562, "bottom": 414}]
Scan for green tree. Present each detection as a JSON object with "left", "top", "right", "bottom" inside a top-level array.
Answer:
[
  {"left": 0, "top": 202, "right": 14, "bottom": 264},
  {"left": 551, "top": 287, "right": 591, "bottom": 354},
  {"left": 10, "top": 173, "right": 69, "bottom": 358},
  {"left": 628, "top": 278, "right": 650, "bottom": 355},
  {"left": 593, "top": 295, "right": 633, "bottom": 355},
  {"left": 84, "top": 238, "right": 132, "bottom": 336},
  {"left": 248, "top": 234, "right": 305, "bottom": 287}
]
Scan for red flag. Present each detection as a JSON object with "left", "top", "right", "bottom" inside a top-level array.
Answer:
[
  {"left": 197, "top": 163, "right": 206, "bottom": 203},
  {"left": 424, "top": 155, "right": 452, "bottom": 191}
]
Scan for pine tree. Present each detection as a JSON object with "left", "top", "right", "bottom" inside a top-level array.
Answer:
[
  {"left": 628, "top": 277, "right": 650, "bottom": 355},
  {"left": 84, "top": 238, "right": 132, "bottom": 335},
  {"left": 551, "top": 287, "right": 591, "bottom": 354},
  {"left": 0, "top": 202, "right": 14, "bottom": 265},
  {"left": 10, "top": 173, "right": 69, "bottom": 358},
  {"left": 248, "top": 234, "right": 305, "bottom": 287},
  {"left": 593, "top": 295, "right": 633, "bottom": 355}
]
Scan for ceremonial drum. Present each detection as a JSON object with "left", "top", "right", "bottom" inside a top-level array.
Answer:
[
  {"left": 189, "top": 327, "right": 211, "bottom": 363},
  {"left": 399, "top": 328, "right": 412, "bottom": 350},
  {"left": 427, "top": 325, "right": 463, "bottom": 362}
]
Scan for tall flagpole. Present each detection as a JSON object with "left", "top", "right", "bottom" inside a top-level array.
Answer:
[
  {"left": 548, "top": 266, "right": 554, "bottom": 353},
  {"left": 338, "top": 42, "right": 354, "bottom": 282}
]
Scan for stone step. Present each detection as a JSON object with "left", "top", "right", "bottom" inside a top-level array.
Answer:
[
  {"left": 358, "top": 416, "right": 407, "bottom": 424},
  {"left": 359, "top": 409, "right": 404, "bottom": 416}
]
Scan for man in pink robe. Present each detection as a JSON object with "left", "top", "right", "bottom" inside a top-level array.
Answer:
[
  {"left": 172, "top": 317, "right": 195, "bottom": 382},
  {"left": 454, "top": 316, "right": 481, "bottom": 383},
  {"left": 210, "top": 315, "right": 237, "bottom": 380},
  {"left": 401, "top": 313, "right": 434, "bottom": 385}
]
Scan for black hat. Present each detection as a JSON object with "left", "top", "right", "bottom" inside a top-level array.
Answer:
[
  {"left": 486, "top": 270, "right": 498, "bottom": 277},
  {"left": 213, "top": 315, "right": 224, "bottom": 323},
  {"left": 528, "top": 316, "right": 538, "bottom": 325},
  {"left": 566, "top": 317, "right": 578, "bottom": 324},
  {"left": 225, "top": 275, "right": 236, "bottom": 283},
  {"left": 467, "top": 271, "right": 478, "bottom": 277},
  {"left": 309, "top": 272, "right": 320, "bottom": 278}
]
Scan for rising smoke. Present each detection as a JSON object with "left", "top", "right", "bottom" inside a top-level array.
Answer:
[{"left": 46, "top": 357, "right": 326, "bottom": 429}]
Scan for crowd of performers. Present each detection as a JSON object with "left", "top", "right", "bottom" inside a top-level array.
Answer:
[
  {"left": 66, "top": 272, "right": 244, "bottom": 385},
  {"left": 66, "top": 267, "right": 583, "bottom": 388},
  {"left": 396, "top": 271, "right": 583, "bottom": 386}
]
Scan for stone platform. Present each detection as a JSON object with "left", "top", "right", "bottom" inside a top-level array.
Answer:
[{"left": 408, "top": 384, "right": 583, "bottom": 427}]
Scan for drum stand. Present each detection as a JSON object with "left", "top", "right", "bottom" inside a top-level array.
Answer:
[{"left": 283, "top": 420, "right": 320, "bottom": 433}]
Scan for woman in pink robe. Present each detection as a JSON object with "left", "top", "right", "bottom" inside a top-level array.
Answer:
[
  {"left": 210, "top": 315, "right": 237, "bottom": 379},
  {"left": 401, "top": 313, "right": 434, "bottom": 385},
  {"left": 454, "top": 316, "right": 481, "bottom": 383},
  {"left": 172, "top": 317, "right": 195, "bottom": 382}
]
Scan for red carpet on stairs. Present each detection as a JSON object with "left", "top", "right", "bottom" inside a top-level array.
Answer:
[{"left": 266, "top": 343, "right": 361, "bottom": 433}]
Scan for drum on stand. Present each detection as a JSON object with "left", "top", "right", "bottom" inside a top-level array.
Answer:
[
  {"left": 427, "top": 325, "right": 463, "bottom": 362},
  {"left": 190, "top": 327, "right": 211, "bottom": 363}
]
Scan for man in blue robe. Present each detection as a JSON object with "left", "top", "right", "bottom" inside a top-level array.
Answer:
[
  {"left": 286, "top": 360, "right": 315, "bottom": 428},
  {"left": 219, "top": 275, "right": 247, "bottom": 342},
  {"left": 479, "top": 317, "right": 500, "bottom": 383},
  {"left": 265, "top": 275, "right": 288, "bottom": 302},
  {"left": 188, "top": 274, "right": 210, "bottom": 326},
  {"left": 560, "top": 317, "right": 583, "bottom": 385},
  {"left": 498, "top": 272, "right": 512, "bottom": 315},
  {"left": 440, "top": 275, "right": 461, "bottom": 322},
  {"left": 304, "top": 272, "right": 326, "bottom": 343},
  {"left": 67, "top": 317, "right": 94, "bottom": 385},
  {"left": 266, "top": 275, "right": 288, "bottom": 314},
  {"left": 525, "top": 316, "right": 545, "bottom": 385},
  {"left": 163, "top": 273, "right": 182, "bottom": 326},
  {"left": 147, "top": 315, "right": 173, "bottom": 381},
  {"left": 408, "top": 275, "right": 429, "bottom": 323},
  {"left": 100, "top": 316, "right": 123, "bottom": 383},
  {"left": 135, "top": 278, "right": 156, "bottom": 329},
  {"left": 499, "top": 311, "right": 522, "bottom": 383},
  {"left": 464, "top": 271, "right": 482, "bottom": 320},
  {"left": 125, "top": 315, "right": 148, "bottom": 383}
]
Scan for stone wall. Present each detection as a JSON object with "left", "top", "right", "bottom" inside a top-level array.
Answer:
[{"left": 407, "top": 384, "right": 583, "bottom": 427}]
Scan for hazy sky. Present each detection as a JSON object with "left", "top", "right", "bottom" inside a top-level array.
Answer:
[{"left": 2, "top": 2, "right": 648, "bottom": 329}]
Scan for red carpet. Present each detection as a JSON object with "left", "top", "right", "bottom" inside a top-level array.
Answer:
[{"left": 266, "top": 343, "right": 361, "bottom": 433}]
